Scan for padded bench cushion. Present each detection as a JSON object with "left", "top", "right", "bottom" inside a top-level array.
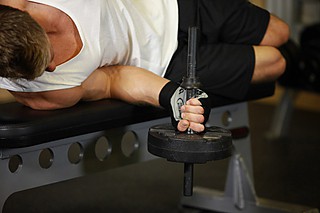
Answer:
[
  {"left": 0, "top": 99, "right": 168, "bottom": 148},
  {"left": 0, "top": 82, "right": 275, "bottom": 148}
]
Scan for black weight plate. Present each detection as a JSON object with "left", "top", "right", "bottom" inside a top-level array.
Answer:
[{"left": 148, "top": 123, "right": 233, "bottom": 163}]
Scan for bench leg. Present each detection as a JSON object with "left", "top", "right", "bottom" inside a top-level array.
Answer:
[
  {"left": 181, "top": 101, "right": 318, "bottom": 213},
  {"left": 267, "top": 88, "right": 298, "bottom": 139},
  {"left": 181, "top": 152, "right": 318, "bottom": 213}
]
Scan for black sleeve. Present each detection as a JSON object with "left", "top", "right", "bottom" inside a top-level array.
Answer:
[{"left": 220, "top": 0, "right": 270, "bottom": 45}]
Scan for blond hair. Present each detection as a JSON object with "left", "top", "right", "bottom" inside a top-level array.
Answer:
[{"left": 0, "top": 5, "right": 51, "bottom": 80}]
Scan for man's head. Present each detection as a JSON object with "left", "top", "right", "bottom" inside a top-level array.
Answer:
[{"left": 0, "top": 4, "right": 52, "bottom": 80}]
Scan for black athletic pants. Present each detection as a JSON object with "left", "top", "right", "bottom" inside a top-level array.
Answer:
[{"left": 165, "top": 0, "right": 270, "bottom": 100}]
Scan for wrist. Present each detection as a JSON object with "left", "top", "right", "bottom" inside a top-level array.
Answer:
[{"left": 159, "top": 81, "right": 180, "bottom": 109}]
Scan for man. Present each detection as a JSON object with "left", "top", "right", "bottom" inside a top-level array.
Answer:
[{"left": 0, "top": 0, "right": 289, "bottom": 132}]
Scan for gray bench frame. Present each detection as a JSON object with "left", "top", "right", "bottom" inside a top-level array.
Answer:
[{"left": 1, "top": 96, "right": 317, "bottom": 212}]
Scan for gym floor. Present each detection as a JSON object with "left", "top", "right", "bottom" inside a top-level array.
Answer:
[{"left": 1, "top": 86, "right": 320, "bottom": 213}]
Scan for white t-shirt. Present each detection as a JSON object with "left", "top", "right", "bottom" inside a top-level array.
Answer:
[{"left": 0, "top": 0, "right": 179, "bottom": 92}]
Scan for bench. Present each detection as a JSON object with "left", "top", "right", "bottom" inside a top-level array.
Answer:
[{"left": 1, "top": 83, "right": 316, "bottom": 212}]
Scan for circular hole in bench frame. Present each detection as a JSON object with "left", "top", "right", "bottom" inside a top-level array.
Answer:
[
  {"left": 121, "top": 131, "right": 140, "bottom": 157},
  {"left": 95, "top": 136, "right": 112, "bottom": 161},
  {"left": 8, "top": 155, "right": 23, "bottom": 173},
  {"left": 221, "top": 111, "right": 233, "bottom": 127},
  {"left": 39, "top": 148, "right": 54, "bottom": 169},
  {"left": 68, "top": 142, "right": 84, "bottom": 165}
]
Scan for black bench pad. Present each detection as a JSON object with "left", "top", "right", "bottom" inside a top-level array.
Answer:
[
  {"left": 0, "top": 82, "right": 274, "bottom": 148},
  {"left": 0, "top": 99, "right": 168, "bottom": 148}
]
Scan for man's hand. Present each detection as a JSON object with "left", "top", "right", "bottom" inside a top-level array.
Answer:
[
  {"left": 159, "top": 81, "right": 211, "bottom": 133},
  {"left": 177, "top": 98, "right": 206, "bottom": 132}
]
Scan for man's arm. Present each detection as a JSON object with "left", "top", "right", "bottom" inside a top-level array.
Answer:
[
  {"left": 10, "top": 65, "right": 206, "bottom": 132},
  {"left": 9, "top": 66, "right": 167, "bottom": 109},
  {"left": 81, "top": 65, "right": 206, "bottom": 132},
  {"left": 251, "top": 15, "right": 289, "bottom": 84},
  {"left": 10, "top": 86, "right": 84, "bottom": 110},
  {"left": 81, "top": 65, "right": 169, "bottom": 106},
  {"left": 260, "top": 14, "right": 290, "bottom": 47}
]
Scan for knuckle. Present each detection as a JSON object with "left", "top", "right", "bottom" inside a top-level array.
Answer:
[
  {"left": 198, "top": 106, "right": 204, "bottom": 114},
  {"left": 198, "top": 115, "right": 205, "bottom": 123},
  {"left": 190, "top": 122, "right": 205, "bottom": 132}
]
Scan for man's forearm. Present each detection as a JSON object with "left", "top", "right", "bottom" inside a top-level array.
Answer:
[
  {"left": 81, "top": 65, "right": 169, "bottom": 107},
  {"left": 9, "top": 64, "right": 168, "bottom": 110}
]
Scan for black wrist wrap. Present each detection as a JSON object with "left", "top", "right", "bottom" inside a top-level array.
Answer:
[
  {"left": 159, "top": 81, "right": 180, "bottom": 109},
  {"left": 159, "top": 81, "right": 180, "bottom": 129}
]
